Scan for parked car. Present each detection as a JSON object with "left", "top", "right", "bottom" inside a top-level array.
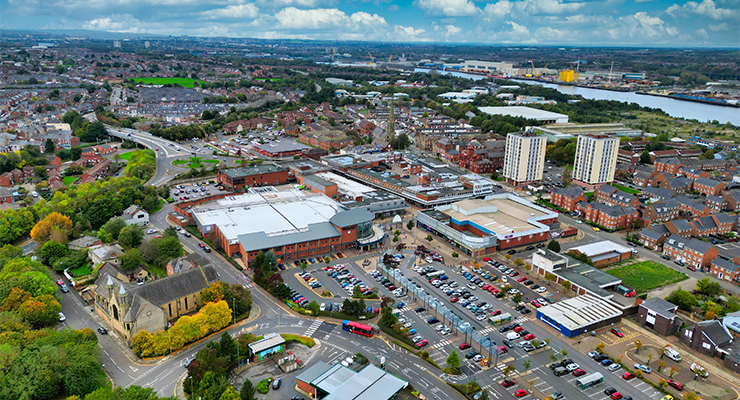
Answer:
[
  {"left": 501, "top": 379, "right": 515, "bottom": 387},
  {"left": 634, "top": 363, "right": 651, "bottom": 374},
  {"left": 611, "top": 328, "right": 624, "bottom": 337}
]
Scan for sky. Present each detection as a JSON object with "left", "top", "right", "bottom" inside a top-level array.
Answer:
[{"left": 1, "top": 0, "right": 738, "bottom": 47}]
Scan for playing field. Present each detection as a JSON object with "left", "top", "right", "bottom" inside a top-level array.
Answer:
[
  {"left": 131, "top": 77, "right": 203, "bottom": 88},
  {"left": 606, "top": 261, "right": 688, "bottom": 293}
]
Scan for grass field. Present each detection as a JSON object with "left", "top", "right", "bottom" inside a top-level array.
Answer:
[
  {"left": 130, "top": 77, "right": 204, "bottom": 88},
  {"left": 62, "top": 176, "right": 78, "bottom": 186},
  {"left": 612, "top": 183, "right": 640, "bottom": 195},
  {"left": 173, "top": 157, "right": 218, "bottom": 169},
  {"left": 607, "top": 261, "right": 688, "bottom": 293},
  {"left": 70, "top": 265, "right": 92, "bottom": 277},
  {"left": 119, "top": 151, "right": 134, "bottom": 160}
]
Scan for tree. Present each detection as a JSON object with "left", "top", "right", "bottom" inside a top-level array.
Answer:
[
  {"left": 446, "top": 350, "right": 461, "bottom": 369},
  {"left": 218, "top": 332, "right": 237, "bottom": 362},
  {"left": 561, "top": 349, "right": 568, "bottom": 357},
  {"left": 683, "top": 392, "right": 699, "bottom": 400},
  {"left": 523, "top": 360, "right": 531, "bottom": 372},
  {"left": 513, "top": 293, "right": 522, "bottom": 303},
  {"left": 45, "top": 139, "right": 56, "bottom": 154},
  {"left": 701, "top": 149, "right": 714, "bottom": 160},
  {"left": 666, "top": 288, "right": 699, "bottom": 312},
  {"left": 426, "top": 235, "right": 433, "bottom": 242},
  {"left": 634, "top": 340, "right": 643, "bottom": 354},
  {"left": 81, "top": 121, "right": 108, "bottom": 143},
  {"left": 407, "top": 220, "right": 414, "bottom": 230},
  {"left": 118, "top": 224, "right": 144, "bottom": 248},
  {"left": 306, "top": 300, "right": 320, "bottom": 314},
  {"left": 596, "top": 342, "right": 605, "bottom": 353},
  {"left": 640, "top": 150, "right": 652, "bottom": 164},
  {"left": 38, "top": 240, "right": 68, "bottom": 265},
  {"left": 658, "top": 379, "right": 668, "bottom": 389},
  {"left": 30, "top": 212, "right": 72, "bottom": 243},
  {"left": 669, "top": 365, "right": 678, "bottom": 378},
  {"left": 100, "top": 218, "right": 127, "bottom": 241},
  {"left": 696, "top": 278, "right": 722, "bottom": 298},
  {"left": 647, "top": 354, "right": 653, "bottom": 365},
  {"left": 561, "top": 166, "right": 572, "bottom": 187},
  {"left": 702, "top": 300, "right": 723, "bottom": 319},
  {"left": 451, "top": 252, "right": 459, "bottom": 259},
  {"left": 240, "top": 380, "right": 256, "bottom": 400},
  {"left": 658, "top": 360, "right": 665, "bottom": 372},
  {"left": 164, "top": 226, "right": 178, "bottom": 238},
  {"left": 561, "top": 280, "right": 572, "bottom": 291},
  {"left": 502, "top": 364, "right": 516, "bottom": 377},
  {"left": 547, "top": 240, "right": 561, "bottom": 253},
  {"left": 119, "top": 248, "right": 143, "bottom": 271}
]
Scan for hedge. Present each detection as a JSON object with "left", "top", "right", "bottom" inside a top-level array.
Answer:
[
  {"left": 280, "top": 333, "right": 315, "bottom": 348},
  {"left": 256, "top": 378, "right": 273, "bottom": 394},
  {"left": 448, "top": 382, "right": 482, "bottom": 399}
]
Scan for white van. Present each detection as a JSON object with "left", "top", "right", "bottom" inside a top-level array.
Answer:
[
  {"left": 506, "top": 332, "right": 521, "bottom": 340},
  {"left": 663, "top": 347, "right": 681, "bottom": 362}
]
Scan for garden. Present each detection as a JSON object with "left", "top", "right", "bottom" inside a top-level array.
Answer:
[{"left": 606, "top": 261, "right": 688, "bottom": 293}]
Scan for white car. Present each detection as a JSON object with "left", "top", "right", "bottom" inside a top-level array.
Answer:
[
  {"left": 508, "top": 289, "right": 520, "bottom": 295},
  {"left": 476, "top": 314, "right": 487, "bottom": 321},
  {"left": 536, "top": 287, "right": 547, "bottom": 293},
  {"left": 501, "top": 276, "right": 508, "bottom": 283},
  {"left": 398, "top": 318, "right": 406, "bottom": 324},
  {"left": 566, "top": 363, "right": 580, "bottom": 372},
  {"left": 58, "top": 312, "right": 66, "bottom": 322},
  {"left": 412, "top": 336, "right": 422, "bottom": 343},
  {"left": 607, "top": 363, "right": 622, "bottom": 372},
  {"left": 320, "top": 303, "right": 326, "bottom": 312}
]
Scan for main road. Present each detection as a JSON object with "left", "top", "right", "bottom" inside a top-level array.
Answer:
[{"left": 106, "top": 126, "right": 191, "bottom": 187}]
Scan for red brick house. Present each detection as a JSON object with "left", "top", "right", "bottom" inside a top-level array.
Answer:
[
  {"left": 706, "top": 195, "right": 728, "bottom": 211},
  {"left": 654, "top": 158, "right": 683, "bottom": 175},
  {"left": 663, "top": 234, "right": 718, "bottom": 269},
  {"left": 665, "top": 219, "right": 697, "bottom": 237},
  {"left": 723, "top": 192, "right": 740, "bottom": 212},
  {"left": 595, "top": 184, "right": 640, "bottom": 208},
  {"left": 0, "top": 172, "right": 13, "bottom": 187},
  {"left": 357, "top": 120, "right": 377, "bottom": 136},
  {"left": 638, "top": 226, "right": 670, "bottom": 250},
  {"left": 680, "top": 167, "right": 708, "bottom": 181},
  {"left": 642, "top": 199, "right": 680, "bottom": 223},
  {"left": 550, "top": 186, "right": 587, "bottom": 212},
  {"left": 577, "top": 201, "right": 639, "bottom": 230},
  {"left": 709, "top": 257, "right": 740, "bottom": 282},
  {"left": 692, "top": 177, "right": 725, "bottom": 196}
]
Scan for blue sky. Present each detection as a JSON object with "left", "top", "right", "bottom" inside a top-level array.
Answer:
[{"left": 1, "top": 0, "right": 738, "bottom": 46}]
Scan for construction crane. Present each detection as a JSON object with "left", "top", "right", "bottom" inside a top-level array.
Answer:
[
  {"left": 367, "top": 51, "right": 375, "bottom": 65},
  {"left": 331, "top": 48, "right": 337, "bottom": 62},
  {"left": 526, "top": 60, "right": 547, "bottom": 77},
  {"left": 388, "top": 55, "right": 393, "bottom": 62}
]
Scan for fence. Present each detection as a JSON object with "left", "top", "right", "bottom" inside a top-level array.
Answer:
[{"left": 378, "top": 254, "right": 502, "bottom": 366}]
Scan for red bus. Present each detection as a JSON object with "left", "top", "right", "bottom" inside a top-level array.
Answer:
[{"left": 342, "top": 320, "right": 374, "bottom": 337}]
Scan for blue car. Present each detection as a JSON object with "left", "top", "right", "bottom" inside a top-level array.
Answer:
[
  {"left": 440, "top": 275, "right": 449, "bottom": 281},
  {"left": 408, "top": 328, "right": 416, "bottom": 335},
  {"left": 397, "top": 302, "right": 404, "bottom": 309}
]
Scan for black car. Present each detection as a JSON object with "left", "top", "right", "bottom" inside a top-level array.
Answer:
[
  {"left": 549, "top": 362, "right": 562, "bottom": 370},
  {"left": 521, "top": 308, "right": 531, "bottom": 314},
  {"left": 525, "top": 245, "right": 535, "bottom": 251},
  {"left": 594, "top": 354, "right": 609, "bottom": 362},
  {"left": 415, "top": 306, "right": 426, "bottom": 313},
  {"left": 515, "top": 305, "right": 525, "bottom": 311},
  {"left": 183, "top": 232, "right": 191, "bottom": 238},
  {"left": 604, "top": 388, "right": 617, "bottom": 396},
  {"left": 524, "top": 280, "right": 534, "bottom": 285},
  {"left": 536, "top": 243, "right": 546, "bottom": 248},
  {"left": 427, "top": 317, "right": 439, "bottom": 324},
  {"left": 97, "top": 327, "right": 108, "bottom": 334},
  {"left": 507, "top": 249, "right": 517, "bottom": 255},
  {"left": 519, "top": 330, "right": 529, "bottom": 336},
  {"left": 499, "top": 326, "right": 510, "bottom": 333},
  {"left": 465, "top": 351, "right": 478, "bottom": 359},
  {"left": 532, "top": 284, "right": 540, "bottom": 289}
]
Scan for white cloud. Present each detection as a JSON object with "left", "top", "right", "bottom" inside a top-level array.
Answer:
[
  {"left": 83, "top": 14, "right": 143, "bottom": 31},
  {"left": 709, "top": 22, "right": 729, "bottom": 30},
  {"left": 666, "top": 0, "right": 738, "bottom": 20},
  {"left": 387, "top": 4, "right": 399, "bottom": 10},
  {"left": 696, "top": 28, "right": 710, "bottom": 38},
  {"left": 506, "top": 21, "right": 530, "bottom": 36},
  {"left": 482, "top": 1, "right": 513, "bottom": 19},
  {"left": 393, "top": 25, "right": 427, "bottom": 38},
  {"left": 634, "top": 0, "right": 655, "bottom": 3},
  {"left": 201, "top": 4, "right": 259, "bottom": 19},
  {"left": 482, "top": 0, "right": 585, "bottom": 20},
  {"left": 256, "top": 0, "right": 329, "bottom": 7},
  {"left": 444, "top": 24, "right": 462, "bottom": 35},
  {"left": 617, "top": 12, "right": 680, "bottom": 38},
  {"left": 414, "top": 0, "right": 480, "bottom": 16},
  {"left": 274, "top": 7, "right": 349, "bottom": 29},
  {"left": 349, "top": 11, "right": 388, "bottom": 26}
]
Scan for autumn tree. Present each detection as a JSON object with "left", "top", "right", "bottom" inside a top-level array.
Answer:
[{"left": 30, "top": 212, "right": 72, "bottom": 243}]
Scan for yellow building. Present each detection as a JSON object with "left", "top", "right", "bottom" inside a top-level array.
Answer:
[{"left": 93, "top": 263, "right": 219, "bottom": 341}]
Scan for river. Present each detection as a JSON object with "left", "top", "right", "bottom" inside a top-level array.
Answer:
[{"left": 414, "top": 68, "right": 739, "bottom": 125}]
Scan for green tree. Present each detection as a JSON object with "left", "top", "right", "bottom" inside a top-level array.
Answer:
[
  {"left": 306, "top": 300, "right": 320, "bottom": 314},
  {"left": 81, "top": 121, "right": 108, "bottom": 143},
  {"left": 353, "top": 286, "right": 363, "bottom": 298},
  {"left": 666, "top": 288, "right": 699, "bottom": 311},
  {"left": 101, "top": 218, "right": 127, "bottom": 241},
  {"left": 561, "top": 166, "right": 572, "bottom": 187},
  {"left": 547, "top": 240, "right": 561, "bottom": 253},
  {"left": 164, "top": 226, "right": 178, "bottom": 238},
  {"left": 702, "top": 300, "right": 723, "bottom": 319},
  {"left": 407, "top": 220, "right": 414, "bottom": 230},
  {"left": 426, "top": 235, "right": 433, "bottom": 242},
  {"left": 218, "top": 332, "right": 237, "bottom": 362},
  {"left": 513, "top": 293, "right": 522, "bottom": 303},
  {"left": 38, "top": 240, "right": 68, "bottom": 265},
  {"left": 240, "top": 380, "right": 256, "bottom": 400},
  {"left": 119, "top": 248, "right": 143, "bottom": 271},
  {"left": 634, "top": 340, "right": 643, "bottom": 354},
  {"left": 446, "top": 350, "right": 461, "bottom": 369},
  {"left": 118, "top": 224, "right": 144, "bottom": 248},
  {"left": 696, "top": 278, "right": 722, "bottom": 298},
  {"left": 45, "top": 139, "right": 56, "bottom": 154},
  {"left": 640, "top": 150, "right": 652, "bottom": 164},
  {"left": 523, "top": 360, "right": 531, "bottom": 372}
]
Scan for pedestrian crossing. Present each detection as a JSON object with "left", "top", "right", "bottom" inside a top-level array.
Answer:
[
  {"left": 478, "top": 316, "right": 528, "bottom": 335},
  {"left": 431, "top": 340, "right": 451, "bottom": 349},
  {"left": 397, "top": 307, "right": 411, "bottom": 313},
  {"left": 304, "top": 320, "right": 322, "bottom": 337}
]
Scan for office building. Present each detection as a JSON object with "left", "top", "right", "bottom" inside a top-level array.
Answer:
[
  {"left": 503, "top": 131, "right": 546, "bottom": 187},
  {"left": 572, "top": 134, "right": 620, "bottom": 190}
]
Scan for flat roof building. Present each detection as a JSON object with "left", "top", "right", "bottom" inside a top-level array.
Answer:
[
  {"left": 216, "top": 164, "right": 289, "bottom": 191},
  {"left": 503, "top": 130, "right": 546, "bottom": 187},
  {"left": 192, "top": 189, "right": 383, "bottom": 261},
  {"left": 537, "top": 293, "right": 623, "bottom": 337},
  {"left": 296, "top": 361, "right": 408, "bottom": 400},
  {"left": 247, "top": 333, "right": 285, "bottom": 362},
  {"left": 572, "top": 134, "right": 620, "bottom": 190},
  {"left": 416, "top": 193, "right": 558, "bottom": 256},
  {"left": 479, "top": 106, "right": 569, "bottom": 124},
  {"left": 568, "top": 240, "right": 634, "bottom": 267}
]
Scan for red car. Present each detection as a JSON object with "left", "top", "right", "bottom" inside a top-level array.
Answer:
[
  {"left": 611, "top": 393, "right": 623, "bottom": 400},
  {"left": 56, "top": 278, "right": 64, "bottom": 286},
  {"left": 523, "top": 333, "right": 535, "bottom": 340},
  {"left": 530, "top": 300, "right": 541, "bottom": 308},
  {"left": 667, "top": 380, "right": 683, "bottom": 391},
  {"left": 501, "top": 379, "right": 515, "bottom": 387},
  {"left": 509, "top": 271, "right": 519, "bottom": 277},
  {"left": 514, "top": 326, "right": 524, "bottom": 333},
  {"left": 611, "top": 328, "right": 624, "bottom": 337},
  {"left": 416, "top": 339, "right": 428, "bottom": 348},
  {"left": 482, "top": 284, "right": 491, "bottom": 290},
  {"left": 154, "top": 235, "right": 163, "bottom": 239},
  {"left": 514, "top": 389, "right": 528, "bottom": 397},
  {"left": 483, "top": 257, "right": 493, "bottom": 262},
  {"left": 198, "top": 242, "right": 206, "bottom": 248},
  {"left": 459, "top": 343, "right": 471, "bottom": 350},
  {"left": 492, "top": 309, "right": 502, "bottom": 316},
  {"left": 497, "top": 346, "right": 508, "bottom": 354},
  {"left": 687, "top": 266, "right": 697, "bottom": 272},
  {"left": 621, "top": 372, "right": 634, "bottom": 380},
  {"left": 573, "top": 368, "right": 586, "bottom": 377},
  {"left": 451, "top": 297, "right": 459, "bottom": 303},
  {"left": 517, "top": 276, "right": 527, "bottom": 282},
  {"left": 491, "top": 288, "right": 500, "bottom": 294}
]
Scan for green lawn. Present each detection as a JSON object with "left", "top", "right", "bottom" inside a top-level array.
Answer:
[
  {"left": 70, "top": 265, "right": 92, "bottom": 277},
  {"left": 62, "top": 176, "right": 78, "bottom": 186},
  {"left": 130, "top": 77, "right": 204, "bottom": 88},
  {"left": 119, "top": 151, "right": 134, "bottom": 160},
  {"left": 612, "top": 183, "right": 640, "bottom": 195},
  {"left": 174, "top": 157, "right": 218, "bottom": 169},
  {"left": 606, "top": 261, "right": 688, "bottom": 293},
  {"left": 173, "top": 159, "right": 190, "bottom": 165},
  {"left": 203, "top": 159, "right": 219, "bottom": 164}
]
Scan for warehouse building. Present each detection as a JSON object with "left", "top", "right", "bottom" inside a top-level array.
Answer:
[
  {"left": 479, "top": 106, "right": 569, "bottom": 124},
  {"left": 416, "top": 193, "right": 558, "bottom": 256},
  {"left": 536, "top": 293, "right": 623, "bottom": 337},
  {"left": 568, "top": 240, "right": 634, "bottom": 267},
  {"left": 216, "top": 164, "right": 289, "bottom": 191},
  {"left": 296, "top": 361, "right": 407, "bottom": 400}
]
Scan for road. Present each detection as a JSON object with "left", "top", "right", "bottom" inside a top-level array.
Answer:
[
  {"left": 106, "top": 126, "right": 191, "bottom": 187},
  {"left": 57, "top": 201, "right": 463, "bottom": 400}
]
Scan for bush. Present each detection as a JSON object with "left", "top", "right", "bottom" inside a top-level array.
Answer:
[
  {"left": 255, "top": 378, "right": 272, "bottom": 394},
  {"left": 355, "top": 352, "right": 368, "bottom": 365},
  {"left": 280, "top": 333, "right": 315, "bottom": 348},
  {"left": 449, "top": 381, "right": 482, "bottom": 399}
]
